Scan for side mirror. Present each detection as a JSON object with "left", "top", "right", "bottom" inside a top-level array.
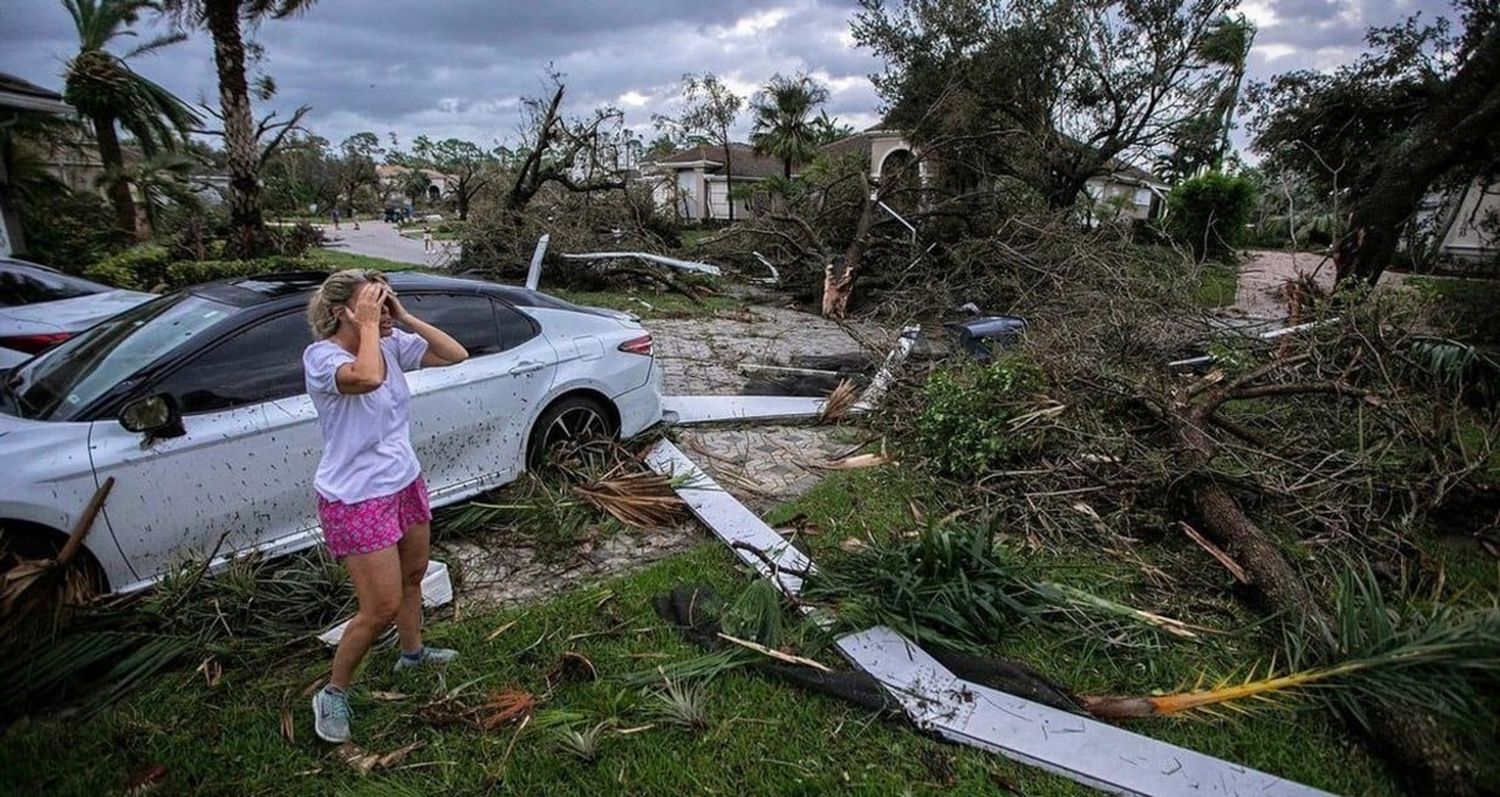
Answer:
[{"left": 120, "top": 394, "right": 183, "bottom": 438}]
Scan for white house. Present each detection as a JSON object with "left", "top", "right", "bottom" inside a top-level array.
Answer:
[{"left": 1420, "top": 178, "right": 1500, "bottom": 262}]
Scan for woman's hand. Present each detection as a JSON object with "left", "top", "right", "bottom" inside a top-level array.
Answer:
[
  {"left": 342, "top": 282, "right": 387, "bottom": 330},
  {"left": 384, "top": 288, "right": 412, "bottom": 324}
]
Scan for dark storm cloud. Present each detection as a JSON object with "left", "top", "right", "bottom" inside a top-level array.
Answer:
[
  {"left": 0, "top": 0, "right": 1471, "bottom": 152},
  {"left": 0, "top": 0, "right": 878, "bottom": 146}
]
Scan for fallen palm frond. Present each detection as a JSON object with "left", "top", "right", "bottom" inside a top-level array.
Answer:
[
  {"left": 0, "top": 629, "right": 198, "bottom": 719},
  {"left": 1081, "top": 567, "right": 1500, "bottom": 726},
  {"left": 336, "top": 740, "right": 424, "bottom": 774},
  {"left": 720, "top": 579, "right": 788, "bottom": 649},
  {"left": 819, "top": 379, "right": 860, "bottom": 423},
  {"left": 571, "top": 466, "right": 685, "bottom": 528},
  {"left": 1030, "top": 582, "right": 1204, "bottom": 640},
  {"left": 1, "top": 477, "right": 114, "bottom": 638}
]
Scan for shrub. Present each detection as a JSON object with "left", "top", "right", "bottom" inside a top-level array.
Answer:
[
  {"left": 15, "top": 189, "right": 129, "bottom": 272},
  {"left": 164, "top": 256, "right": 309, "bottom": 289},
  {"left": 83, "top": 245, "right": 174, "bottom": 291},
  {"left": 916, "top": 356, "right": 1047, "bottom": 477},
  {"left": 1166, "top": 172, "right": 1256, "bottom": 262}
]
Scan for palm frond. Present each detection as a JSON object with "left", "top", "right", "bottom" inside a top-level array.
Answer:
[
  {"left": 124, "top": 30, "right": 189, "bottom": 59},
  {"left": 1081, "top": 566, "right": 1500, "bottom": 727}
]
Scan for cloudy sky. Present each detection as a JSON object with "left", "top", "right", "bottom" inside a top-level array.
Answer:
[{"left": 0, "top": 0, "right": 1455, "bottom": 154}]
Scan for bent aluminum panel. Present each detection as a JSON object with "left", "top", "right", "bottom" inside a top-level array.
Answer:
[{"left": 835, "top": 627, "right": 1336, "bottom": 797}]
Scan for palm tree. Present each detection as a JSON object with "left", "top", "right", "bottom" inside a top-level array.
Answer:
[
  {"left": 161, "top": 0, "right": 316, "bottom": 256},
  {"left": 121, "top": 150, "right": 202, "bottom": 232},
  {"left": 61, "top": 0, "right": 199, "bottom": 237},
  {"left": 749, "top": 74, "right": 831, "bottom": 180}
]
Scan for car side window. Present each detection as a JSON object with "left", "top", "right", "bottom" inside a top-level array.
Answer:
[
  {"left": 151, "top": 311, "right": 311, "bottom": 414},
  {"left": 400, "top": 293, "right": 501, "bottom": 356},
  {"left": 495, "top": 304, "right": 539, "bottom": 350}
]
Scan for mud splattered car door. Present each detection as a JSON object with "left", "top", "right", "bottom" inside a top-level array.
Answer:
[
  {"left": 399, "top": 293, "right": 557, "bottom": 502},
  {"left": 88, "top": 310, "right": 311, "bottom": 583}
]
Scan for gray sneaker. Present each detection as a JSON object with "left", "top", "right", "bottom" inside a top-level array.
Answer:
[
  {"left": 312, "top": 687, "right": 352, "bottom": 743},
  {"left": 392, "top": 646, "right": 459, "bottom": 673}
]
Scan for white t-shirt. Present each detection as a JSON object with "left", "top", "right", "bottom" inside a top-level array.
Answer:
[{"left": 303, "top": 328, "right": 429, "bottom": 504}]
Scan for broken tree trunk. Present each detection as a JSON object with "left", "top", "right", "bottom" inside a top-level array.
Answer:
[
  {"left": 1332, "top": 24, "right": 1500, "bottom": 285},
  {"left": 822, "top": 180, "right": 877, "bottom": 319},
  {"left": 1168, "top": 386, "right": 1486, "bottom": 795}
]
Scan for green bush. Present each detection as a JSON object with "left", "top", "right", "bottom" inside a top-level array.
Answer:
[
  {"left": 1167, "top": 172, "right": 1256, "bottom": 261},
  {"left": 164, "top": 256, "right": 308, "bottom": 289},
  {"left": 15, "top": 189, "right": 128, "bottom": 271},
  {"left": 916, "top": 357, "right": 1047, "bottom": 477},
  {"left": 83, "top": 245, "right": 175, "bottom": 291}
]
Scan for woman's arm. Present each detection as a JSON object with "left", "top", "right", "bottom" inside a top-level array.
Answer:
[
  {"left": 389, "top": 293, "right": 468, "bottom": 366},
  {"left": 335, "top": 283, "right": 388, "bottom": 394}
]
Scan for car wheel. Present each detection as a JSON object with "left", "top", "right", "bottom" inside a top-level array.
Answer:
[{"left": 527, "top": 395, "right": 617, "bottom": 468}]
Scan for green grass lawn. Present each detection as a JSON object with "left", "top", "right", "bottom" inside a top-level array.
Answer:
[
  {"left": 0, "top": 544, "right": 1090, "bottom": 797},
  {"left": 308, "top": 249, "right": 428, "bottom": 273},
  {"left": 1, "top": 462, "right": 1402, "bottom": 796}
]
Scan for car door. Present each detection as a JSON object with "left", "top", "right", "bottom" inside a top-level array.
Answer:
[
  {"left": 400, "top": 293, "right": 558, "bottom": 501},
  {"left": 88, "top": 310, "right": 312, "bottom": 581}
]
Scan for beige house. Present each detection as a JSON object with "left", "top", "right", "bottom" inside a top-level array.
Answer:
[
  {"left": 647, "top": 127, "right": 1166, "bottom": 223},
  {"left": 376, "top": 163, "right": 458, "bottom": 206},
  {"left": 647, "top": 143, "right": 783, "bottom": 221}
]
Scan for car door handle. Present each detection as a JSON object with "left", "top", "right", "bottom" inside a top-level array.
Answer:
[{"left": 509, "top": 361, "right": 546, "bottom": 375}]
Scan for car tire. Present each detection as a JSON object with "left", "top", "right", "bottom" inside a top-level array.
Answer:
[{"left": 526, "top": 395, "right": 617, "bottom": 468}]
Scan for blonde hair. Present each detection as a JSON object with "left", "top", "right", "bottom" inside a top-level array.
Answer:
[{"left": 307, "top": 269, "right": 389, "bottom": 339}]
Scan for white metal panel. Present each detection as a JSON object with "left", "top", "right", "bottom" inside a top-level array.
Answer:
[
  {"left": 644, "top": 439, "right": 811, "bottom": 596},
  {"left": 660, "top": 395, "right": 830, "bottom": 425},
  {"left": 835, "top": 627, "right": 1336, "bottom": 797}
]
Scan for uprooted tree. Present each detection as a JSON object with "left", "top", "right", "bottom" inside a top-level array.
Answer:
[
  {"left": 870, "top": 212, "right": 1500, "bottom": 792},
  {"left": 853, "top": 0, "right": 1250, "bottom": 209},
  {"left": 1250, "top": 2, "right": 1500, "bottom": 285}
]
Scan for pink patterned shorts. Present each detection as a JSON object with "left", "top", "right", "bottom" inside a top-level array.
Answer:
[{"left": 317, "top": 476, "right": 432, "bottom": 558}]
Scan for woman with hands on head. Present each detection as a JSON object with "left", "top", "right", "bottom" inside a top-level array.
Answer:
[{"left": 301, "top": 269, "right": 468, "bottom": 743}]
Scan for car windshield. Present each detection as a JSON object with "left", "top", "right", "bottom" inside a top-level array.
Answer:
[{"left": 3, "top": 293, "right": 234, "bottom": 421}]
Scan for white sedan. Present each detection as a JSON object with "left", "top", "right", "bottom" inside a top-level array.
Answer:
[{"left": 0, "top": 270, "right": 663, "bottom": 594}]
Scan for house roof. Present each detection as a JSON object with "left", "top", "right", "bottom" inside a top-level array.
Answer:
[
  {"left": 0, "top": 72, "right": 71, "bottom": 114},
  {"left": 652, "top": 143, "right": 785, "bottom": 179},
  {"left": 376, "top": 163, "right": 456, "bottom": 182}
]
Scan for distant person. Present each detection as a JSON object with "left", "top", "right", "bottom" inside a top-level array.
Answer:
[
  {"left": 422, "top": 226, "right": 434, "bottom": 254},
  {"left": 303, "top": 270, "right": 469, "bottom": 744},
  {"left": 331, "top": 208, "right": 340, "bottom": 230},
  {"left": 352, "top": 209, "right": 361, "bottom": 231}
]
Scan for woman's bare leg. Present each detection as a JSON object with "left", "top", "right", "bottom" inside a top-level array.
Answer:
[
  {"left": 394, "top": 522, "right": 431, "bottom": 654},
  {"left": 329, "top": 546, "right": 403, "bottom": 690}
]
